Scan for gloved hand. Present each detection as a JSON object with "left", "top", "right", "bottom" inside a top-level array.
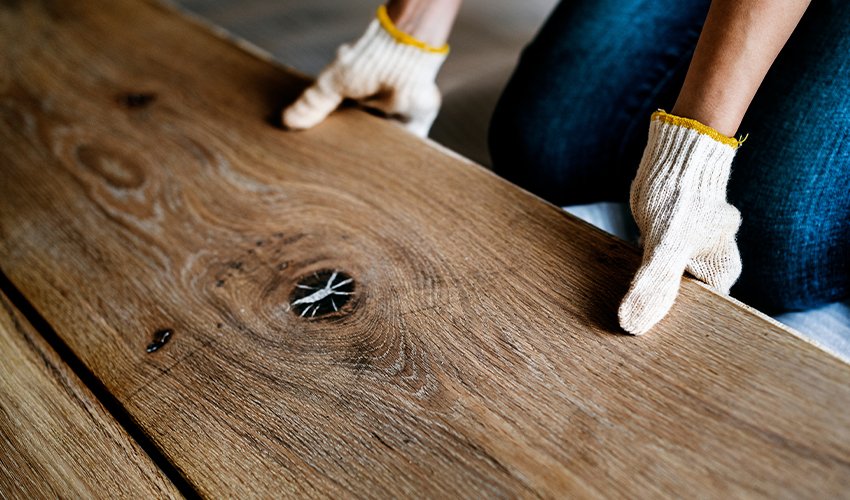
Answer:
[
  {"left": 618, "top": 110, "right": 744, "bottom": 335},
  {"left": 282, "top": 5, "right": 449, "bottom": 138}
]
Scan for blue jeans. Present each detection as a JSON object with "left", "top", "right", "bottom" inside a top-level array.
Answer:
[{"left": 488, "top": 0, "right": 850, "bottom": 313}]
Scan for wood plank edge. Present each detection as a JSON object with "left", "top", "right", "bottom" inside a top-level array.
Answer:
[{"left": 705, "top": 281, "right": 850, "bottom": 366}]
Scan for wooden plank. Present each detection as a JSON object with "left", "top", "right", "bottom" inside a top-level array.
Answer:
[
  {"left": 0, "top": 291, "right": 181, "bottom": 498},
  {"left": 1, "top": 0, "right": 849, "bottom": 497}
]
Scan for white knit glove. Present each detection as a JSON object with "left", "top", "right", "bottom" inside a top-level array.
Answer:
[
  {"left": 618, "top": 111, "right": 744, "bottom": 335},
  {"left": 282, "top": 6, "right": 449, "bottom": 138}
]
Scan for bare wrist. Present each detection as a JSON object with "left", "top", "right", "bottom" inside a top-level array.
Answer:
[
  {"left": 385, "top": 0, "right": 461, "bottom": 47},
  {"left": 671, "top": 98, "right": 741, "bottom": 138}
]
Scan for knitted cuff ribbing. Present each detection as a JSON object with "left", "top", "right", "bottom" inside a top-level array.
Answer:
[
  {"left": 652, "top": 110, "right": 745, "bottom": 149},
  {"left": 632, "top": 114, "right": 739, "bottom": 246},
  {"left": 376, "top": 5, "right": 450, "bottom": 55},
  {"left": 348, "top": 18, "right": 448, "bottom": 86}
]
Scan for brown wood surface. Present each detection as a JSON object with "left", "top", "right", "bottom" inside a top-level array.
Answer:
[
  {"left": 0, "top": 291, "right": 180, "bottom": 498},
  {"left": 1, "top": 0, "right": 850, "bottom": 497}
]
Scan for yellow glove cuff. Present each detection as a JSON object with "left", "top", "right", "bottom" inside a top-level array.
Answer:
[
  {"left": 376, "top": 5, "right": 450, "bottom": 55},
  {"left": 652, "top": 110, "right": 747, "bottom": 149}
]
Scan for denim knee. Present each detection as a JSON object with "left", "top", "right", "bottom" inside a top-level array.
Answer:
[
  {"left": 733, "top": 210, "right": 850, "bottom": 313},
  {"left": 488, "top": 81, "right": 556, "bottom": 202},
  {"left": 488, "top": 0, "right": 710, "bottom": 206},
  {"left": 488, "top": 77, "right": 610, "bottom": 205},
  {"left": 728, "top": 0, "right": 850, "bottom": 312}
]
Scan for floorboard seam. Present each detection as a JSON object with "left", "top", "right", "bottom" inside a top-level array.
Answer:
[{"left": 0, "top": 269, "right": 201, "bottom": 499}]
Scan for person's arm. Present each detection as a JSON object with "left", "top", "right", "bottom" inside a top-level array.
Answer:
[
  {"left": 619, "top": 0, "right": 811, "bottom": 335},
  {"left": 672, "top": 0, "right": 811, "bottom": 136},
  {"left": 386, "top": 0, "right": 462, "bottom": 47}
]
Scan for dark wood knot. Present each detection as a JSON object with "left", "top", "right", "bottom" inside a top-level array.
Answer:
[
  {"left": 117, "top": 92, "right": 157, "bottom": 109},
  {"left": 290, "top": 270, "right": 355, "bottom": 319}
]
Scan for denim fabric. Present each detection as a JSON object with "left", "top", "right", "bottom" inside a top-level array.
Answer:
[{"left": 488, "top": 0, "right": 850, "bottom": 313}]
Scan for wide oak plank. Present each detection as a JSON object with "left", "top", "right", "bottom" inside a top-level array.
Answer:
[
  {"left": 0, "top": 291, "right": 180, "bottom": 498},
  {"left": 1, "top": 0, "right": 849, "bottom": 497}
]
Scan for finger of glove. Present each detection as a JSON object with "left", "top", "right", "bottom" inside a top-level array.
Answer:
[
  {"left": 686, "top": 235, "right": 742, "bottom": 294},
  {"left": 401, "top": 85, "right": 441, "bottom": 137},
  {"left": 618, "top": 245, "right": 691, "bottom": 335},
  {"left": 282, "top": 74, "right": 344, "bottom": 130}
]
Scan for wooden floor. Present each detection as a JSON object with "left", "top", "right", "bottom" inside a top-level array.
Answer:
[
  {"left": 1, "top": 0, "right": 849, "bottom": 497},
  {"left": 0, "top": 291, "right": 179, "bottom": 498}
]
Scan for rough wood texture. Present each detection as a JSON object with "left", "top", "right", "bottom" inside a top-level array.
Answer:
[
  {"left": 1, "top": 0, "right": 849, "bottom": 497},
  {"left": 0, "top": 291, "right": 180, "bottom": 498}
]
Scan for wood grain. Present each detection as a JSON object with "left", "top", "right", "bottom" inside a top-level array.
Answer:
[
  {"left": 1, "top": 0, "right": 849, "bottom": 497},
  {"left": 0, "top": 291, "right": 180, "bottom": 498}
]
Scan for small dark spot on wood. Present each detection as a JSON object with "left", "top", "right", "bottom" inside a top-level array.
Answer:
[
  {"left": 216, "top": 322, "right": 223, "bottom": 328},
  {"left": 280, "top": 234, "right": 305, "bottom": 245},
  {"left": 290, "top": 269, "right": 354, "bottom": 319},
  {"left": 256, "top": 240, "right": 264, "bottom": 246},
  {"left": 146, "top": 328, "right": 173, "bottom": 353},
  {"left": 215, "top": 279, "right": 225, "bottom": 287},
  {"left": 118, "top": 92, "right": 156, "bottom": 109},
  {"left": 229, "top": 261, "right": 243, "bottom": 270}
]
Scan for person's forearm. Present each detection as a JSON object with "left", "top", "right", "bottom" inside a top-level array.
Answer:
[
  {"left": 385, "top": 0, "right": 462, "bottom": 47},
  {"left": 672, "top": 0, "right": 810, "bottom": 136}
]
